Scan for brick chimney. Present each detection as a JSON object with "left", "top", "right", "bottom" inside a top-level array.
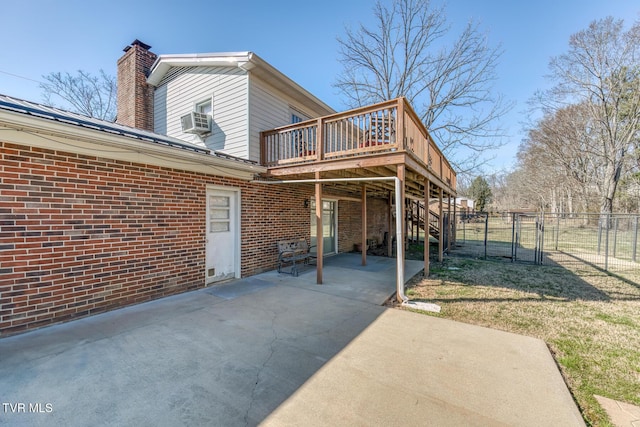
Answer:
[{"left": 116, "top": 40, "right": 157, "bottom": 130}]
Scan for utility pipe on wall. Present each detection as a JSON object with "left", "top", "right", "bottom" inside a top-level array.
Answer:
[{"left": 254, "top": 177, "right": 407, "bottom": 302}]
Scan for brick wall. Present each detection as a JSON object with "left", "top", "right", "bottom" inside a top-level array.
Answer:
[
  {"left": 0, "top": 141, "right": 312, "bottom": 336},
  {"left": 240, "top": 184, "right": 311, "bottom": 275},
  {"left": 337, "top": 198, "right": 389, "bottom": 252}
]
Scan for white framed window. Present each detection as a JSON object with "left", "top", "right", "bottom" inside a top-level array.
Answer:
[
  {"left": 290, "top": 106, "right": 308, "bottom": 124},
  {"left": 209, "top": 195, "right": 230, "bottom": 233},
  {"left": 196, "top": 98, "right": 212, "bottom": 116}
]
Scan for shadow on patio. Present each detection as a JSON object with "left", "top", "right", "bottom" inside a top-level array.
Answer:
[{"left": 0, "top": 254, "right": 583, "bottom": 426}]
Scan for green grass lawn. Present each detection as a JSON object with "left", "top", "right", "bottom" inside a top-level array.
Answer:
[{"left": 402, "top": 254, "right": 640, "bottom": 427}]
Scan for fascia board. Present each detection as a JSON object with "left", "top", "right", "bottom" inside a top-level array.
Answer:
[
  {"left": 147, "top": 52, "right": 252, "bottom": 86},
  {"left": 247, "top": 53, "right": 335, "bottom": 115}
]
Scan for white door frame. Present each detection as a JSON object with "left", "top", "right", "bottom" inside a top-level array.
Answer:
[{"left": 205, "top": 184, "right": 241, "bottom": 283}]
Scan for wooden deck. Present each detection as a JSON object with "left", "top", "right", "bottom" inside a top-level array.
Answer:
[
  {"left": 260, "top": 97, "right": 458, "bottom": 291},
  {"left": 260, "top": 97, "right": 456, "bottom": 197}
]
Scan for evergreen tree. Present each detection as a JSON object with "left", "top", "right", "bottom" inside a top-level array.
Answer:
[{"left": 468, "top": 176, "right": 492, "bottom": 212}]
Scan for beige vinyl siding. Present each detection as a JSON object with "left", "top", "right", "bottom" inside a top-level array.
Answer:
[
  {"left": 153, "top": 66, "right": 249, "bottom": 159},
  {"left": 248, "top": 78, "right": 320, "bottom": 162}
]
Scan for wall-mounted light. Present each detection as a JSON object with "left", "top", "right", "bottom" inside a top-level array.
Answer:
[{"left": 304, "top": 199, "right": 310, "bottom": 209}]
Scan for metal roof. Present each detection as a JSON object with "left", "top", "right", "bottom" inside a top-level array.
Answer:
[{"left": 0, "top": 93, "right": 210, "bottom": 154}]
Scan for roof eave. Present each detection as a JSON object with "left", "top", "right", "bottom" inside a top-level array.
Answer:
[
  {"left": 0, "top": 109, "right": 266, "bottom": 177},
  {"left": 247, "top": 53, "right": 335, "bottom": 115},
  {"left": 147, "top": 52, "right": 253, "bottom": 85},
  {"left": 147, "top": 52, "right": 335, "bottom": 116}
]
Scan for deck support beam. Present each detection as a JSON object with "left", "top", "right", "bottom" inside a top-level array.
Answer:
[
  {"left": 315, "top": 171, "right": 323, "bottom": 284},
  {"left": 361, "top": 185, "right": 367, "bottom": 266},
  {"left": 424, "top": 178, "right": 430, "bottom": 277},
  {"left": 388, "top": 191, "right": 393, "bottom": 258},
  {"left": 438, "top": 187, "right": 444, "bottom": 262}
]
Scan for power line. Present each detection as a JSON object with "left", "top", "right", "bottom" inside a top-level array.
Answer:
[{"left": 0, "top": 69, "right": 44, "bottom": 85}]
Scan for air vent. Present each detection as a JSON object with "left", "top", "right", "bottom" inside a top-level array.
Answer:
[{"left": 180, "top": 111, "right": 211, "bottom": 135}]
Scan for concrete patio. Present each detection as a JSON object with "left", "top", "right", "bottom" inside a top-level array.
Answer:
[{"left": 0, "top": 254, "right": 584, "bottom": 426}]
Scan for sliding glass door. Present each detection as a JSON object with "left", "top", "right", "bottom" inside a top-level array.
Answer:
[{"left": 310, "top": 200, "right": 337, "bottom": 255}]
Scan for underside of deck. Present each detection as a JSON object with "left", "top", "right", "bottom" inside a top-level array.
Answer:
[{"left": 259, "top": 97, "right": 459, "bottom": 298}]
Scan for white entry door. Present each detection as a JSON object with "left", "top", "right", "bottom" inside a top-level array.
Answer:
[{"left": 205, "top": 187, "right": 239, "bottom": 284}]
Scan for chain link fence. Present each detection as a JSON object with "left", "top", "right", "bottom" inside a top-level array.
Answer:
[{"left": 451, "top": 212, "right": 640, "bottom": 274}]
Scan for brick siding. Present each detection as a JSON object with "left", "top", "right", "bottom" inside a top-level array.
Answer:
[
  {"left": 337, "top": 198, "right": 389, "bottom": 252},
  {"left": 0, "top": 141, "right": 312, "bottom": 336}
]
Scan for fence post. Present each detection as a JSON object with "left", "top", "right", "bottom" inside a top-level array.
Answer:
[
  {"left": 633, "top": 215, "right": 638, "bottom": 263},
  {"left": 483, "top": 213, "right": 488, "bottom": 260},
  {"left": 511, "top": 213, "right": 516, "bottom": 262},
  {"left": 452, "top": 202, "right": 457, "bottom": 247},
  {"left": 539, "top": 212, "right": 545, "bottom": 265},
  {"left": 555, "top": 214, "right": 560, "bottom": 251},
  {"left": 534, "top": 217, "right": 540, "bottom": 264},
  {"left": 462, "top": 218, "right": 466, "bottom": 243},
  {"left": 515, "top": 214, "right": 521, "bottom": 262},
  {"left": 604, "top": 214, "right": 610, "bottom": 272},
  {"left": 597, "top": 220, "right": 602, "bottom": 255},
  {"left": 612, "top": 217, "right": 618, "bottom": 258}
]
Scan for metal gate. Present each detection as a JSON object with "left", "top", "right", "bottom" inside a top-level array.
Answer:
[{"left": 511, "top": 213, "right": 545, "bottom": 264}]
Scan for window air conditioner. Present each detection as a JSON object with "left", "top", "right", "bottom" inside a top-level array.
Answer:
[{"left": 180, "top": 111, "right": 211, "bottom": 135}]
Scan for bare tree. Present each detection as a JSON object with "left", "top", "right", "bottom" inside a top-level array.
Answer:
[
  {"left": 538, "top": 17, "right": 640, "bottom": 219},
  {"left": 487, "top": 171, "right": 531, "bottom": 213},
  {"left": 523, "top": 103, "right": 599, "bottom": 213},
  {"left": 40, "top": 70, "right": 117, "bottom": 121},
  {"left": 335, "top": 0, "right": 511, "bottom": 174}
]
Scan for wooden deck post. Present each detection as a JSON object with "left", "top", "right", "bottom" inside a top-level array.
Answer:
[
  {"left": 315, "top": 171, "right": 323, "bottom": 284},
  {"left": 414, "top": 201, "right": 419, "bottom": 243},
  {"left": 424, "top": 179, "right": 430, "bottom": 277},
  {"left": 405, "top": 199, "right": 409, "bottom": 251},
  {"left": 361, "top": 184, "right": 367, "bottom": 266},
  {"left": 410, "top": 201, "right": 415, "bottom": 244},
  {"left": 316, "top": 117, "right": 324, "bottom": 161},
  {"left": 388, "top": 191, "right": 393, "bottom": 258},
  {"left": 397, "top": 98, "right": 405, "bottom": 150},
  {"left": 260, "top": 132, "right": 266, "bottom": 166},
  {"left": 438, "top": 187, "right": 444, "bottom": 262}
]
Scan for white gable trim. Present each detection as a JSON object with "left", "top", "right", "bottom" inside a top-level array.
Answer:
[{"left": 147, "top": 52, "right": 335, "bottom": 117}]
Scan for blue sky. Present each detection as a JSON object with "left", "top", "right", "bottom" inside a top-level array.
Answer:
[{"left": 1, "top": 0, "right": 638, "bottom": 173}]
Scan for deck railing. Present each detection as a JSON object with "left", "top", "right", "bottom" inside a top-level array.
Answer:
[{"left": 260, "top": 98, "right": 456, "bottom": 190}]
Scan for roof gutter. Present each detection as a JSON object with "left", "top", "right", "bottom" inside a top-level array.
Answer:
[{"left": 254, "top": 177, "right": 407, "bottom": 302}]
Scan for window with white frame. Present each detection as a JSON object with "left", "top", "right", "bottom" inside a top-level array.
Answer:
[
  {"left": 290, "top": 106, "right": 308, "bottom": 124},
  {"left": 197, "top": 99, "right": 212, "bottom": 116}
]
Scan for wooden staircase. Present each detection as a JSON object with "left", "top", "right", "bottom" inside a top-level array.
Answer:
[{"left": 407, "top": 200, "right": 441, "bottom": 241}]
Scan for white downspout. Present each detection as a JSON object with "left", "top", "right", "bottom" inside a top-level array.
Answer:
[
  {"left": 254, "top": 177, "right": 407, "bottom": 302},
  {"left": 394, "top": 176, "right": 407, "bottom": 302}
]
